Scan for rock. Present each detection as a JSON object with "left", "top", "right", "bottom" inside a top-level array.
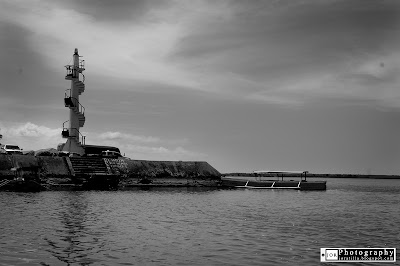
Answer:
[
  {"left": 23, "top": 150, "right": 35, "bottom": 156},
  {"left": 35, "top": 148, "right": 59, "bottom": 156}
]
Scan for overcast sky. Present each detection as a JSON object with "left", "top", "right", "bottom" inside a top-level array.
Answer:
[{"left": 1, "top": 0, "right": 400, "bottom": 174}]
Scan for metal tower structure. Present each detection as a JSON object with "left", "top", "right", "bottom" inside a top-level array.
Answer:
[{"left": 61, "top": 48, "right": 86, "bottom": 155}]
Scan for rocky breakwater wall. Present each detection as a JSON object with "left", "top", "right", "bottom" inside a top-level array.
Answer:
[
  {"left": 105, "top": 158, "right": 221, "bottom": 187},
  {"left": 0, "top": 154, "right": 221, "bottom": 188},
  {"left": 0, "top": 154, "right": 71, "bottom": 179},
  {"left": 0, "top": 154, "right": 72, "bottom": 191}
]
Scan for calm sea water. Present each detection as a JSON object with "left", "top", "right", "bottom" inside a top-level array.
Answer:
[{"left": 0, "top": 178, "right": 399, "bottom": 266}]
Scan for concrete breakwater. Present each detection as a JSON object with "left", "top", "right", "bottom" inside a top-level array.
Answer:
[
  {"left": 0, "top": 154, "right": 221, "bottom": 190},
  {"left": 223, "top": 172, "right": 400, "bottom": 179}
]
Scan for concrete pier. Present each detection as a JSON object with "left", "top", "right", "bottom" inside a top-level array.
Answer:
[{"left": 0, "top": 154, "right": 221, "bottom": 190}]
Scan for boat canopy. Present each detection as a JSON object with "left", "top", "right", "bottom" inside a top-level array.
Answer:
[{"left": 253, "top": 170, "right": 308, "bottom": 174}]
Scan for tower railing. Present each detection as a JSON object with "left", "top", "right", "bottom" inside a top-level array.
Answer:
[
  {"left": 80, "top": 73, "right": 85, "bottom": 83},
  {"left": 62, "top": 120, "right": 69, "bottom": 129},
  {"left": 72, "top": 97, "right": 85, "bottom": 115},
  {"left": 69, "top": 128, "right": 86, "bottom": 145},
  {"left": 65, "top": 64, "right": 85, "bottom": 79},
  {"left": 61, "top": 120, "right": 69, "bottom": 138},
  {"left": 65, "top": 65, "right": 76, "bottom": 78},
  {"left": 79, "top": 59, "right": 85, "bottom": 69},
  {"left": 61, "top": 125, "right": 86, "bottom": 146},
  {"left": 64, "top": 90, "right": 85, "bottom": 115}
]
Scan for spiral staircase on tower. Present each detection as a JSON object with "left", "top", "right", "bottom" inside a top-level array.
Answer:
[{"left": 61, "top": 65, "right": 86, "bottom": 151}]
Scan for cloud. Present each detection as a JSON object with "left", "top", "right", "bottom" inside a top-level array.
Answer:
[
  {"left": 244, "top": 53, "right": 400, "bottom": 108},
  {"left": 4, "top": 122, "right": 60, "bottom": 137},
  {"left": 98, "top": 131, "right": 160, "bottom": 143},
  {"left": 3, "top": 0, "right": 399, "bottom": 106},
  {"left": 0, "top": 0, "right": 399, "bottom": 119},
  {"left": 54, "top": 0, "right": 172, "bottom": 23},
  {"left": 168, "top": 0, "right": 400, "bottom": 104},
  {"left": 0, "top": 122, "right": 63, "bottom": 151},
  {"left": 122, "top": 144, "right": 207, "bottom": 161},
  {"left": 97, "top": 131, "right": 188, "bottom": 145},
  {"left": 93, "top": 131, "right": 197, "bottom": 160},
  {"left": 0, "top": 123, "right": 204, "bottom": 160},
  {"left": 0, "top": 0, "right": 197, "bottom": 91}
]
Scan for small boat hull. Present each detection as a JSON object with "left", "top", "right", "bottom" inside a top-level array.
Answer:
[{"left": 221, "top": 177, "right": 326, "bottom": 190}]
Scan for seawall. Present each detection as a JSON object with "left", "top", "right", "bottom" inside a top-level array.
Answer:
[
  {"left": 0, "top": 154, "right": 221, "bottom": 189},
  {"left": 0, "top": 154, "right": 71, "bottom": 179},
  {"left": 222, "top": 172, "right": 400, "bottom": 179},
  {"left": 119, "top": 159, "right": 221, "bottom": 187}
]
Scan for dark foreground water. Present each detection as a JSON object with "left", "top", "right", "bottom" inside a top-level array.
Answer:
[{"left": 0, "top": 178, "right": 399, "bottom": 266}]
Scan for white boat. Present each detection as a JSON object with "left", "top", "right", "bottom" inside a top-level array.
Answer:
[{"left": 221, "top": 170, "right": 327, "bottom": 190}]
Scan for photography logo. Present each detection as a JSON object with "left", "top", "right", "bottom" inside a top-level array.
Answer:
[
  {"left": 323, "top": 249, "right": 338, "bottom": 261},
  {"left": 321, "top": 248, "right": 396, "bottom": 263}
]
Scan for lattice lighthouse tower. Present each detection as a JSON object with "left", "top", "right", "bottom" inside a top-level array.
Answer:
[{"left": 61, "top": 48, "right": 86, "bottom": 155}]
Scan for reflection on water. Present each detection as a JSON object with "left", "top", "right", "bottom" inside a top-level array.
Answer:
[
  {"left": 44, "top": 192, "right": 98, "bottom": 265},
  {"left": 0, "top": 179, "right": 400, "bottom": 265}
]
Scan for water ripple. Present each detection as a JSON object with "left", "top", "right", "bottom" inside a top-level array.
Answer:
[{"left": 0, "top": 179, "right": 399, "bottom": 265}]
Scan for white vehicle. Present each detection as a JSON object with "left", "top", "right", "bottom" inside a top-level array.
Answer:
[
  {"left": 1, "top": 144, "right": 23, "bottom": 155},
  {"left": 101, "top": 150, "right": 122, "bottom": 158}
]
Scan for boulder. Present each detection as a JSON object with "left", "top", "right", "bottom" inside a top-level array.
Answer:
[
  {"left": 23, "top": 150, "right": 35, "bottom": 156},
  {"left": 35, "top": 148, "right": 58, "bottom": 157}
]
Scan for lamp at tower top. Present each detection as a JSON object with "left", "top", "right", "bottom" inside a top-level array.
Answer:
[{"left": 65, "top": 49, "right": 85, "bottom": 79}]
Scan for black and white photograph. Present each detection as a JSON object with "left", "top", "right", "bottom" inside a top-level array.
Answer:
[{"left": 0, "top": 0, "right": 399, "bottom": 265}]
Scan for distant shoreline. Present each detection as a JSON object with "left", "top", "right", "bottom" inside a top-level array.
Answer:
[{"left": 222, "top": 173, "right": 400, "bottom": 179}]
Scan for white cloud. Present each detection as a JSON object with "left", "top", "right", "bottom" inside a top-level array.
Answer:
[
  {"left": 2, "top": 0, "right": 400, "bottom": 105},
  {"left": 98, "top": 131, "right": 160, "bottom": 143},
  {"left": 0, "top": 123, "right": 205, "bottom": 160},
  {"left": 0, "top": 0, "right": 201, "bottom": 90},
  {"left": 246, "top": 93, "right": 307, "bottom": 106},
  {"left": 0, "top": 122, "right": 63, "bottom": 150},
  {"left": 241, "top": 52, "right": 400, "bottom": 108},
  {"left": 97, "top": 131, "right": 189, "bottom": 145},
  {"left": 122, "top": 144, "right": 207, "bottom": 161},
  {"left": 92, "top": 131, "right": 199, "bottom": 160},
  {"left": 4, "top": 122, "right": 59, "bottom": 137}
]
